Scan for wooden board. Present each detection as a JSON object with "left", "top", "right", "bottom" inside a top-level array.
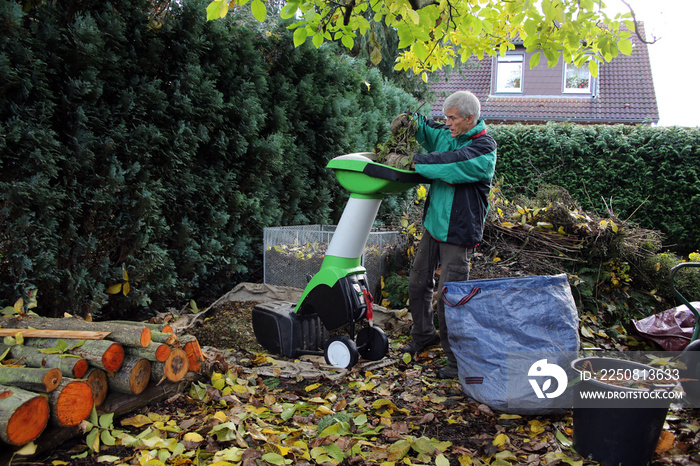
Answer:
[{"left": 0, "top": 329, "right": 111, "bottom": 340}]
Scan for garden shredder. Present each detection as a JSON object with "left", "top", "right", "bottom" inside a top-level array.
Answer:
[{"left": 252, "top": 153, "right": 427, "bottom": 368}]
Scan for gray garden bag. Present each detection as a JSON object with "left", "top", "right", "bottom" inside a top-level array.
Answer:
[{"left": 444, "top": 273, "right": 580, "bottom": 414}]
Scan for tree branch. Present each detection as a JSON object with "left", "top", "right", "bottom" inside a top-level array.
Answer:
[{"left": 620, "top": 0, "right": 658, "bottom": 45}]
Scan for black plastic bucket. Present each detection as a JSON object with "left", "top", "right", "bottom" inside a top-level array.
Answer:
[{"left": 571, "top": 357, "right": 674, "bottom": 466}]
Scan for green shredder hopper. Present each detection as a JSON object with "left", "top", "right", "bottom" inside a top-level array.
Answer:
[{"left": 252, "top": 153, "right": 428, "bottom": 369}]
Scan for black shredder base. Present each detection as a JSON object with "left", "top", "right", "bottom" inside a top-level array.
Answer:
[
  {"left": 252, "top": 301, "right": 329, "bottom": 359},
  {"left": 573, "top": 404, "right": 668, "bottom": 465}
]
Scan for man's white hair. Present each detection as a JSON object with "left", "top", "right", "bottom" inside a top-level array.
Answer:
[{"left": 443, "top": 91, "right": 481, "bottom": 121}]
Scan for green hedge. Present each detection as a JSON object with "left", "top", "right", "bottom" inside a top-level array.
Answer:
[
  {"left": 0, "top": 0, "right": 417, "bottom": 318},
  {"left": 490, "top": 123, "right": 700, "bottom": 254}
]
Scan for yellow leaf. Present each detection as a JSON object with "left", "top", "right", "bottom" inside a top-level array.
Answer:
[
  {"left": 120, "top": 414, "right": 153, "bottom": 427},
  {"left": 458, "top": 454, "right": 473, "bottom": 465},
  {"left": 122, "top": 282, "right": 130, "bottom": 296},
  {"left": 213, "top": 411, "right": 228, "bottom": 423},
  {"left": 580, "top": 325, "right": 594, "bottom": 338},
  {"left": 436, "top": 453, "right": 450, "bottom": 466},
  {"left": 14, "top": 442, "right": 37, "bottom": 456},
  {"left": 316, "top": 405, "right": 334, "bottom": 415},
  {"left": 493, "top": 257, "right": 501, "bottom": 263},
  {"left": 106, "top": 283, "right": 122, "bottom": 295},
  {"left": 305, "top": 383, "right": 321, "bottom": 392},
  {"left": 183, "top": 432, "right": 204, "bottom": 442},
  {"left": 13, "top": 298, "right": 23, "bottom": 313},
  {"left": 493, "top": 433, "right": 508, "bottom": 446}
]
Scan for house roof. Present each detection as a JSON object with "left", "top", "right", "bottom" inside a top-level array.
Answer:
[{"left": 427, "top": 23, "right": 659, "bottom": 124}]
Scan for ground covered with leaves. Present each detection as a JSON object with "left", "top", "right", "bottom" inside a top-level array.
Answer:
[{"left": 20, "top": 296, "right": 699, "bottom": 466}]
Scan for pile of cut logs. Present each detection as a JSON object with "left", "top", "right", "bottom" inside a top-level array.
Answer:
[{"left": 0, "top": 316, "right": 204, "bottom": 447}]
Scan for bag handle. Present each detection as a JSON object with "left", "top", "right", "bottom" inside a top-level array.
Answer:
[{"left": 442, "top": 286, "right": 481, "bottom": 307}]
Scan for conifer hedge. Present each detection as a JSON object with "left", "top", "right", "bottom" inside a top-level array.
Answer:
[
  {"left": 490, "top": 123, "right": 700, "bottom": 255},
  {"left": 0, "top": 0, "right": 416, "bottom": 318}
]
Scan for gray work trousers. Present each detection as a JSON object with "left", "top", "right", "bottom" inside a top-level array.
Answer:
[{"left": 408, "top": 232, "right": 473, "bottom": 366}]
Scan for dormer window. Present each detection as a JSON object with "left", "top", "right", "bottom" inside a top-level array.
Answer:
[
  {"left": 564, "top": 62, "right": 591, "bottom": 93},
  {"left": 496, "top": 54, "right": 523, "bottom": 93}
]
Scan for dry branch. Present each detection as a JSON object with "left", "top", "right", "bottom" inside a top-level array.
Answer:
[{"left": 0, "top": 329, "right": 111, "bottom": 340}]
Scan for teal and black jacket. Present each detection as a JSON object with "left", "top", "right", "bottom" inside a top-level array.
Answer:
[{"left": 413, "top": 116, "right": 497, "bottom": 247}]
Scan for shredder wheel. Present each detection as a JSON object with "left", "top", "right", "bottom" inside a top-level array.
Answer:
[
  {"left": 356, "top": 326, "right": 389, "bottom": 361},
  {"left": 324, "top": 335, "right": 359, "bottom": 369}
]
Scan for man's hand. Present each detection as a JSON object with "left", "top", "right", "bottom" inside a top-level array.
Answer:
[{"left": 390, "top": 113, "right": 412, "bottom": 136}]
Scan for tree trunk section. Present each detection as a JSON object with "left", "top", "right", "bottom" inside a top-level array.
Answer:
[
  {"left": 84, "top": 367, "right": 109, "bottom": 408},
  {"left": 125, "top": 342, "right": 171, "bottom": 362},
  {"left": 0, "top": 384, "right": 51, "bottom": 446},
  {"left": 0, "top": 366, "right": 62, "bottom": 393},
  {"left": 151, "top": 348, "right": 188, "bottom": 383},
  {"left": 48, "top": 379, "right": 94, "bottom": 427},
  {"left": 22, "top": 338, "right": 124, "bottom": 372},
  {"left": 179, "top": 334, "right": 204, "bottom": 373},
  {"left": 0, "top": 344, "right": 89, "bottom": 379},
  {"left": 0, "top": 316, "right": 150, "bottom": 348},
  {"left": 150, "top": 331, "right": 179, "bottom": 345},
  {"left": 109, "top": 321, "right": 174, "bottom": 334},
  {"left": 108, "top": 357, "right": 150, "bottom": 395}
]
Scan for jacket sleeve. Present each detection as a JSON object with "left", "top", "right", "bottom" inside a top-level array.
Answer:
[
  {"left": 414, "top": 136, "right": 497, "bottom": 185},
  {"left": 413, "top": 114, "right": 446, "bottom": 153}
]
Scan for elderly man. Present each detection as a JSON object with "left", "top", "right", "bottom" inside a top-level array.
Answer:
[{"left": 397, "top": 90, "right": 497, "bottom": 379}]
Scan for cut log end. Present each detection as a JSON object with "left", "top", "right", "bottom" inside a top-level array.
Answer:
[
  {"left": 73, "top": 359, "right": 89, "bottom": 379},
  {"left": 182, "top": 337, "right": 204, "bottom": 373},
  {"left": 85, "top": 368, "right": 109, "bottom": 407},
  {"left": 166, "top": 348, "right": 189, "bottom": 382},
  {"left": 43, "top": 368, "right": 63, "bottom": 392},
  {"left": 129, "top": 359, "right": 151, "bottom": 395},
  {"left": 6, "top": 394, "right": 50, "bottom": 446},
  {"left": 51, "top": 380, "right": 94, "bottom": 427},
  {"left": 140, "top": 327, "right": 152, "bottom": 348},
  {"left": 102, "top": 342, "right": 125, "bottom": 372},
  {"left": 155, "top": 344, "right": 171, "bottom": 363}
]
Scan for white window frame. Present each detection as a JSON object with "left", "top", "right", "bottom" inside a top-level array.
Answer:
[
  {"left": 496, "top": 54, "right": 524, "bottom": 93},
  {"left": 563, "top": 62, "right": 592, "bottom": 94}
]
